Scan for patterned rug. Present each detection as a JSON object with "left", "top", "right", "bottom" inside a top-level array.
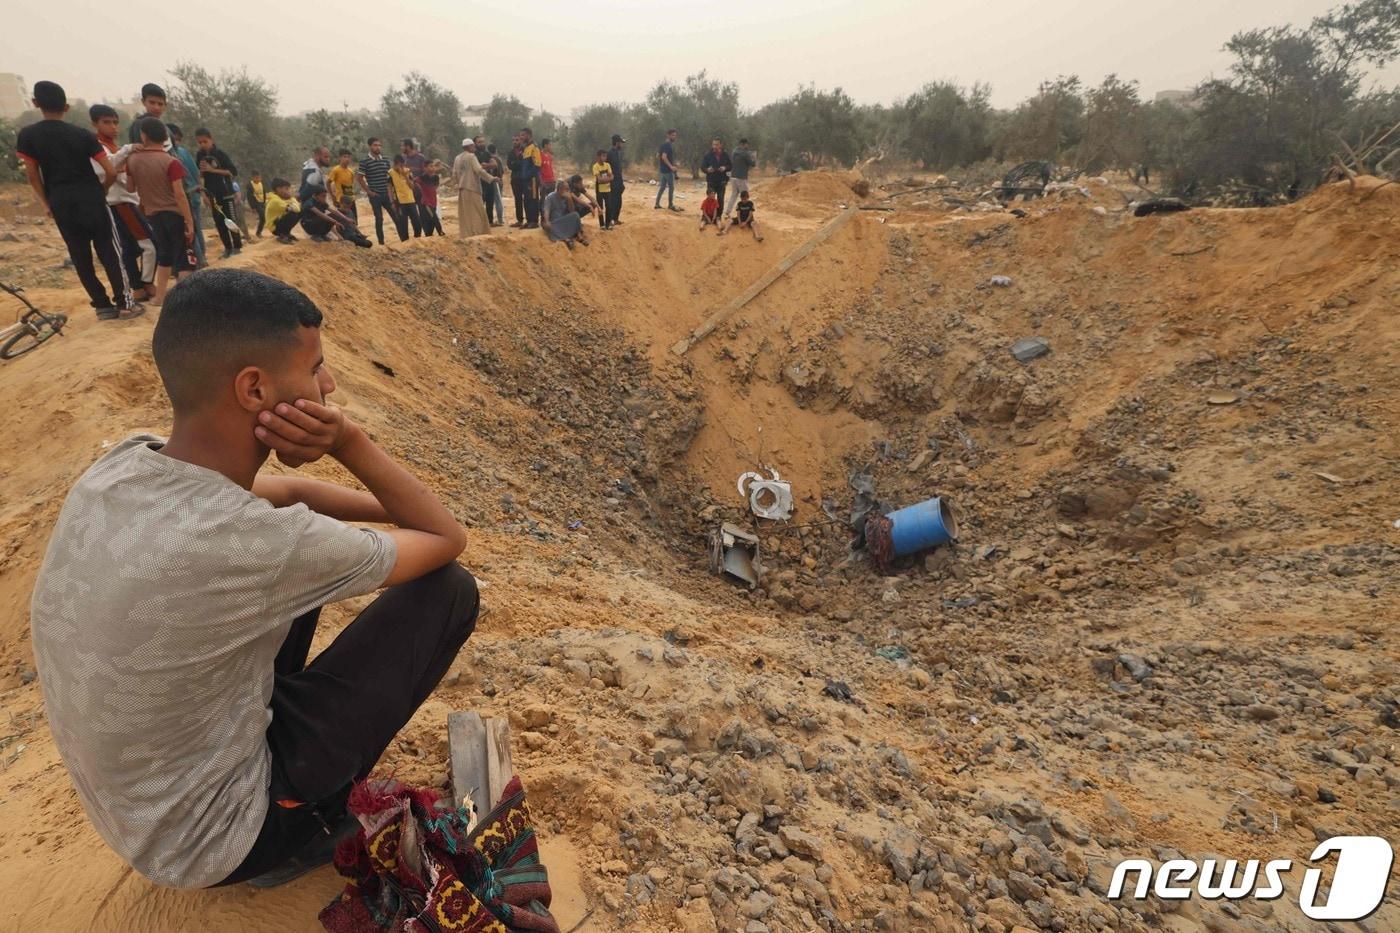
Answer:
[{"left": 319, "top": 774, "right": 560, "bottom": 933}]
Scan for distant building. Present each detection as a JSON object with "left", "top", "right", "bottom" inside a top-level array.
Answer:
[
  {"left": 0, "top": 73, "right": 29, "bottom": 121},
  {"left": 1154, "top": 89, "right": 1200, "bottom": 108},
  {"left": 460, "top": 102, "right": 532, "bottom": 123}
]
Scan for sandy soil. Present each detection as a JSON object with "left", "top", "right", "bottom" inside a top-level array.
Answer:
[{"left": 0, "top": 171, "right": 1396, "bottom": 932}]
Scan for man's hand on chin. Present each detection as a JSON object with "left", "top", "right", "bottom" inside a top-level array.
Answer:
[{"left": 255, "top": 399, "right": 357, "bottom": 468}]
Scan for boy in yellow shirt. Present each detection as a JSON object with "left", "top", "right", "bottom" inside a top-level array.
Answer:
[
  {"left": 264, "top": 178, "right": 302, "bottom": 244},
  {"left": 590, "top": 149, "right": 612, "bottom": 231},
  {"left": 326, "top": 150, "right": 357, "bottom": 221},
  {"left": 389, "top": 155, "right": 419, "bottom": 241}
]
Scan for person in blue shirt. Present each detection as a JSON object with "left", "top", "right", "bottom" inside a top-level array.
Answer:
[
  {"left": 655, "top": 129, "right": 682, "bottom": 212},
  {"left": 168, "top": 125, "right": 207, "bottom": 270}
]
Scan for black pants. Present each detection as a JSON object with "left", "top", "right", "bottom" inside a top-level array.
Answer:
[
  {"left": 511, "top": 178, "right": 525, "bottom": 223},
  {"left": 421, "top": 202, "right": 444, "bottom": 236},
  {"left": 214, "top": 563, "right": 479, "bottom": 886},
  {"left": 51, "top": 192, "right": 132, "bottom": 312},
  {"left": 272, "top": 212, "right": 300, "bottom": 238},
  {"left": 252, "top": 200, "right": 266, "bottom": 236},
  {"left": 368, "top": 191, "right": 396, "bottom": 244},
  {"left": 523, "top": 177, "right": 541, "bottom": 226},
  {"left": 605, "top": 183, "right": 624, "bottom": 227},
  {"left": 391, "top": 201, "right": 420, "bottom": 241},
  {"left": 209, "top": 194, "right": 244, "bottom": 252},
  {"left": 300, "top": 213, "right": 334, "bottom": 237}
]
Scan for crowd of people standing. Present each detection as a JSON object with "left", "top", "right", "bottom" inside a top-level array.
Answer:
[{"left": 15, "top": 77, "right": 770, "bottom": 320}]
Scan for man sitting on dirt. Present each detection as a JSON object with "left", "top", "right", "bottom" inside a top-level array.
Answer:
[
  {"left": 300, "top": 184, "right": 372, "bottom": 247},
  {"left": 29, "top": 267, "right": 477, "bottom": 889}
]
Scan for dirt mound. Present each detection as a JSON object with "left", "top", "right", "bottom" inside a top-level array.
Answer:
[
  {"left": 761, "top": 171, "right": 862, "bottom": 215},
  {"left": 0, "top": 178, "right": 1398, "bottom": 931}
]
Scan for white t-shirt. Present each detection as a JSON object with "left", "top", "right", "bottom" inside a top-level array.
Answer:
[
  {"left": 92, "top": 138, "right": 140, "bottom": 207},
  {"left": 30, "top": 436, "right": 397, "bottom": 887}
]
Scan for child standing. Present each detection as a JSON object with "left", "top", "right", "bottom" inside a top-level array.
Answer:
[
  {"left": 247, "top": 170, "right": 267, "bottom": 237},
  {"left": 418, "top": 160, "right": 445, "bottom": 236},
  {"left": 389, "top": 155, "right": 420, "bottom": 240},
  {"left": 124, "top": 118, "right": 193, "bottom": 305},
  {"left": 590, "top": 149, "right": 612, "bottom": 231}
]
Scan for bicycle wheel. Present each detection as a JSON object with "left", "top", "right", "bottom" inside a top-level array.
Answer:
[{"left": 1, "top": 314, "right": 64, "bottom": 360}]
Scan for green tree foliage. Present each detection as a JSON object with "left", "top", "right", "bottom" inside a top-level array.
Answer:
[
  {"left": 482, "top": 94, "right": 532, "bottom": 151},
  {"left": 0, "top": 119, "right": 23, "bottom": 183},
  {"left": 305, "top": 108, "right": 366, "bottom": 157},
  {"left": 995, "top": 76, "right": 1084, "bottom": 162},
  {"left": 643, "top": 72, "right": 742, "bottom": 175},
  {"left": 1186, "top": 0, "right": 1400, "bottom": 192},
  {"left": 750, "top": 86, "right": 863, "bottom": 170},
  {"left": 1076, "top": 75, "right": 1143, "bottom": 172},
  {"left": 167, "top": 63, "right": 294, "bottom": 178},
  {"left": 894, "top": 81, "right": 995, "bottom": 169},
  {"left": 374, "top": 73, "right": 466, "bottom": 162},
  {"left": 567, "top": 103, "right": 630, "bottom": 164}
]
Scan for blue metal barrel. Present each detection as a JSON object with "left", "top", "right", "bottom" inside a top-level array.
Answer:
[{"left": 886, "top": 497, "right": 959, "bottom": 556}]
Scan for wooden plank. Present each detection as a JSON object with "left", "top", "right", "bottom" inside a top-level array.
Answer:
[
  {"left": 670, "top": 206, "right": 859, "bottom": 356},
  {"left": 483, "top": 716, "right": 515, "bottom": 808},
  {"left": 448, "top": 711, "right": 488, "bottom": 811}
]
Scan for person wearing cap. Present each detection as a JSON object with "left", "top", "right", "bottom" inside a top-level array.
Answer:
[
  {"left": 701, "top": 138, "right": 733, "bottom": 222},
  {"left": 450, "top": 138, "right": 494, "bottom": 238},
  {"left": 605, "top": 134, "right": 626, "bottom": 227}
]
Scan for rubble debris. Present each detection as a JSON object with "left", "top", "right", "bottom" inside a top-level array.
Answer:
[
  {"left": 371, "top": 360, "right": 396, "bottom": 377},
  {"left": 1010, "top": 337, "right": 1051, "bottom": 362},
  {"left": 738, "top": 468, "right": 794, "bottom": 521},
  {"left": 710, "top": 522, "right": 762, "bottom": 587},
  {"left": 988, "top": 275, "right": 1014, "bottom": 287},
  {"left": 1206, "top": 391, "right": 1240, "bottom": 405},
  {"left": 822, "top": 679, "right": 856, "bottom": 703},
  {"left": 1132, "top": 197, "right": 1190, "bottom": 217}
]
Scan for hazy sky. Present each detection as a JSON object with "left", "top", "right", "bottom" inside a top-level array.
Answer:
[{"left": 7, "top": 0, "right": 1399, "bottom": 115}]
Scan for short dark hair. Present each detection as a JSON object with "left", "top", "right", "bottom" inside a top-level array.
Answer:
[
  {"left": 138, "top": 117, "right": 168, "bottom": 143},
  {"left": 540, "top": 137, "right": 551, "bottom": 146},
  {"left": 250, "top": 169, "right": 261, "bottom": 176},
  {"left": 667, "top": 128, "right": 677, "bottom": 134},
  {"left": 308, "top": 184, "right": 327, "bottom": 196},
  {"left": 596, "top": 149, "right": 607, "bottom": 157},
  {"left": 338, "top": 148, "right": 352, "bottom": 157},
  {"left": 32, "top": 81, "right": 66, "bottom": 112},
  {"left": 153, "top": 269, "right": 323, "bottom": 414},
  {"left": 140, "top": 83, "right": 167, "bottom": 101},
  {"left": 271, "top": 177, "right": 290, "bottom": 187},
  {"left": 89, "top": 104, "right": 118, "bottom": 122},
  {"left": 167, "top": 123, "right": 184, "bottom": 140},
  {"left": 520, "top": 127, "right": 532, "bottom": 136},
  {"left": 739, "top": 137, "right": 749, "bottom": 145},
  {"left": 367, "top": 136, "right": 380, "bottom": 146},
  {"left": 195, "top": 127, "right": 212, "bottom": 139},
  {"left": 487, "top": 144, "right": 497, "bottom": 153},
  {"left": 393, "top": 154, "right": 405, "bottom": 165},
  {"left": 401, "top": 137, "right": 415, "bottom": 148},
  {"left": 568, "top": 173, "right": 583, "bottom": 186}
]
